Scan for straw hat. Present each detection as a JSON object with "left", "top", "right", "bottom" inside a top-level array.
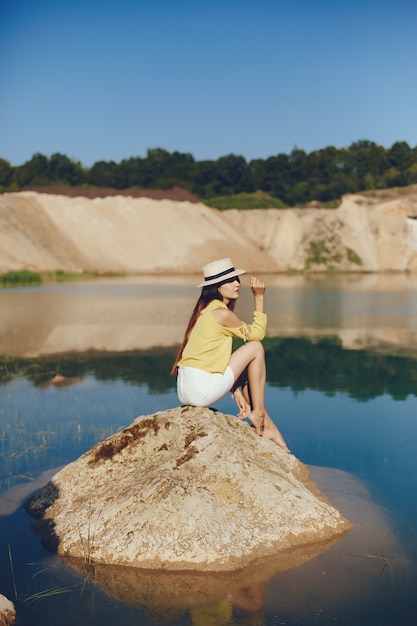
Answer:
[{"left": 197, "top": 258, "right": 246, "bottom": 287}]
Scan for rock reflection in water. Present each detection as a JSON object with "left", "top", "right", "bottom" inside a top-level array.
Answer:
[
  {"left": 67, "top": 537, "right": 340, "bottom": 623},
  {"left": 63, "top": 467, "right": 411, "bottom": 625}
]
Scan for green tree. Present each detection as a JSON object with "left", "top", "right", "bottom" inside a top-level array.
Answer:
[
  {"left": 0, "top": 158, "right": 13, "bottom": 188},
  {"left": 143, "top": 148, "right": 173, "bottom": 187},
  {"left": 154, "top": 151, "right": 196, "bottom": 190},
  {"left": 214, "top": 154, "right": 253, "bottom": 195},
  {"left": 49, "top": 153, "right": 85, "bottom": 185},
  {"left": 388, "top": 141, "right": 413, "bottom": 171},
  {"left": 347, "top": 140, "right": 389, "bottom": 189},
  {"left": 2, "top": 139, "right": 416, "bottom": 200},
  {"left": 119, "top": 157, "right": 147, "bottom": 188},
  {"left": 286, "top": 180, "right": 310, "bottom": 205},
  {"left": 12, "top": 153, "right": 49, "bottom": 187},
  {"left": 193, "top": 160, "right": 221, "bottom": 197},
  {"left": 249, "top": 153, "right": 290, "bottom": 200},
  {"left": 87, "top": 160, "right": 126, "bottom": 189}
]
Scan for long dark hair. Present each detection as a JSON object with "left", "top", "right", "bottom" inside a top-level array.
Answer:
[{"left": 170, "top": 280, "right": 237, "bottom": 376}]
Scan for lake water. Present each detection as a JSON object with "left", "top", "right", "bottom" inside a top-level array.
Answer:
[{"left": 0, "top": 274, "right": 416, "bottom": 626}]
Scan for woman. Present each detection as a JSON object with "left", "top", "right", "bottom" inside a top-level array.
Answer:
[{"left": 171, "top": 258, "right": 289, "bottom": 452}]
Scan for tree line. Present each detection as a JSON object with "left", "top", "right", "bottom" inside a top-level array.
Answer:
[{"left": 1, "top": 139, "right": 416, "bottom": 205}]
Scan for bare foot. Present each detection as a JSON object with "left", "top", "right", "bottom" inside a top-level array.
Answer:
[
  {"left": 263, "top": 413, "right": 290, "bottom": 453},
  {"left": 247, "top": 410, "right": 265, "bottom": 436}
]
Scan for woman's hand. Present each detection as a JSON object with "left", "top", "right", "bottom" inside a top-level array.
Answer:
[
  {"left": 251, "top": 276, "right": 265, "bottom": 313},
  {"left": 233, "top": 387, "right": 251, "bottom": 419},
  {"left": 250, "top": 276, "right": 265, "bottom": 296}
]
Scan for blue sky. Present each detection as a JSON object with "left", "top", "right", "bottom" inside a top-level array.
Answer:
[{"left": 1, "top": 0, "right": 416, "bottom": 166}]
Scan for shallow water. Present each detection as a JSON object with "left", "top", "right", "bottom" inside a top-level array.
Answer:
[{"left": 0, "top": 275, "right": 416, "bottom": 625}]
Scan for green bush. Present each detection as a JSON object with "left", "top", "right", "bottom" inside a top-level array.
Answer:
[
  {"left": 346, "top": 247, "right": 363, "bottom": 265},
  {"left": 53, "top": 270, "right": 94, "bottom": 282},
  {"left": 1, "top": 270, "right": 42, "bottom": 287}
]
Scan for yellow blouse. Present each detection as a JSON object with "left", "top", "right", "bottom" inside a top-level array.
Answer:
[{"left": 178, "top": 300, "right": 267, "bottom": 374}]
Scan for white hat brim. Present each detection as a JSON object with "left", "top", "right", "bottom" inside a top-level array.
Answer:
[{"left": 197, "top": 268, "right": 246, "bottom": 288}]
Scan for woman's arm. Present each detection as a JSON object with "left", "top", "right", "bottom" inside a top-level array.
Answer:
[
  {"left": 213, "top": 276, "right": 266, "bottom": 328},
  {"left": 251, "top": 276, "right": 265, "bottom": 313}
]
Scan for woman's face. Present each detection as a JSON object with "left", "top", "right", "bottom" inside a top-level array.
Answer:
[{"left": 218, "top": 277, "right": 241, "bottom": 303}]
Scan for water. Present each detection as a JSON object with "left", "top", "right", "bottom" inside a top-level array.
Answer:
[{"left": 0, "top": 275, "right": 416, "bottom": 625}]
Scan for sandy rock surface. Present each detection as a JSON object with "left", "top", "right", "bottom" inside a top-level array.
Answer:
[{"left": 26, "top": 406, "right": 351, "bottom": 572}]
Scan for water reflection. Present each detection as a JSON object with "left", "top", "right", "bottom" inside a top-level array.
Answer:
[
  {"left": 2, "top": 335, "right": 417, "bottom": 400},
  {"left": 1, "top": 274, "right": 417, "bottom": 357},
  {"left": 67, "top": 536, "right": 340, "bottom": 623},
  {"left": 1, "top": 275, "right": 417, "bottom": 625}
]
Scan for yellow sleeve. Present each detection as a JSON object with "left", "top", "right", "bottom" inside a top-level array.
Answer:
[{"left": 224, "top": 311, "right": 267, "bottom": 342}]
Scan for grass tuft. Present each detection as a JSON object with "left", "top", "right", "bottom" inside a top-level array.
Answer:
[{"left": 205, "top": 192, "right": 288, "bottom": 210}]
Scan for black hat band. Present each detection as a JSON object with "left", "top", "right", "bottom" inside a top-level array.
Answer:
[{"left": 204, "top": 266, "right": 236, "bottom": 282}]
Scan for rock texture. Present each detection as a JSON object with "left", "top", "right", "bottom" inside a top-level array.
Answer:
[
  {"left": 0, "top": 595, "right": 15, "bottom": 626},
  {"left": 26, "top": 407, "right": 351, "bottom": 572},
  {"left": 1, "top": 186, "right": 417, "bottom": 274}
]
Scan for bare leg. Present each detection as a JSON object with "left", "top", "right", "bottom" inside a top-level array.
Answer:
[
  {"left": 263, "top": 411, "right": 290, "bottom": 452},
  {"left": 228, "top": 342, "right": 266, "bottom": 435},
  {"left": 234, "top": 389, "right": 289, "bottom": 451},
  {"left": 229, "top": 345, "right": 290, "bottom": 452}
]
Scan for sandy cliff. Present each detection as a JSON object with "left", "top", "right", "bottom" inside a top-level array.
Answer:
[
  {"left": 1, "top": 186, "right": 417, "bottom": 274},
  {"left": 0, "top": 192, "right": 277, "bottom": 274},
  {"left": 223, "top": 186, "right": 417, "bottom": 272}
]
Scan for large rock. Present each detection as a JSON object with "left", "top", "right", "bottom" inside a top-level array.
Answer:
[
  {"left": 26, "top": 407, "right": 351, "bottom": 572},
  {"left": 54, "top": 468, "right": 409, "bottom": 621}
]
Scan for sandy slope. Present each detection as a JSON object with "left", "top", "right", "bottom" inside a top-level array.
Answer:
[
  {"left": 0, "top": 192, "right": 277, "bottom": 274},
  {"left": 223, "top": 186, "right": 417, "bottom": 273},
  {"left": 1, "top": 186, "right": 417, "bottom": 274}
]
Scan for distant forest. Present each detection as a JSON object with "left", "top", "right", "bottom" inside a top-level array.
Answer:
[{"left": 1, "top": 139, "right": 416, "bottom": 206}]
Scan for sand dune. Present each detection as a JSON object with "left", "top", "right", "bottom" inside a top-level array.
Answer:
[
  {"left": 0, "top": 191, "right": 277, "bottom": 274},
  {"left": 1, "top": 186, "right": 417, "bottom": 274}
]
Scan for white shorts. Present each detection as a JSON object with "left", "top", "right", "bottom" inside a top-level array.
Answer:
[{"left": 177, "top": 365, "right": 235, "bottom": 407}]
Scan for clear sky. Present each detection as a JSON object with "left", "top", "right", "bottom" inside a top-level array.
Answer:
[{"left": 1, "top": 0, "right": 416, "bottom": 167}]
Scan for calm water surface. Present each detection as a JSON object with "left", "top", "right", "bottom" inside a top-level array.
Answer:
[{"left": 0, "top": 275, "right": 416, "bottom": 626}]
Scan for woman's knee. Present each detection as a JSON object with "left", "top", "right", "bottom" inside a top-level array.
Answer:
[
  {"left": 249, "top": 340, "right": 264, "bottom": 357},
  {"left": 236, "top": 340, "right": 264, "bottom": 361},
  {"left": 229, "top": 341, "right": 264, "bottom": 378}
]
